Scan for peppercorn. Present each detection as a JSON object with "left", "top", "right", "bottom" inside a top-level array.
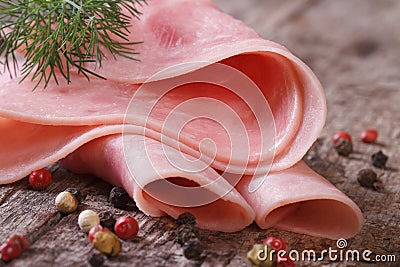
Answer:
[
  {"left": 0, "top": 239, "right": 22, "bottom": 262},
  {"left": 247, "top": 244, "right": 277, "bottom": 267},
  {"left": 182, "top": 238, "right": 203, "bottom": 260},
  {"left": 334, "top": 138, "right": 353, "bottom": 156},
  {"left": 65, "top": 188, "right": 84, "bottom": 203},
  {"left": 357, "top": 169, "right": 377, "bottom": 188},
  {"left": 332, "top": 131, "right": 352, "bottom": 145},
  {"left": 109, "top": 187, "right": 131, "bottom": 209},
  {"left": 99, "top": 211, "right": 116, "bottom": 230},
  {"left": 88, "top": 250, "right": 106, "bottom": 266},
  {"left": 55, "top": 191, "right": 78, "bottom": 214},
  {"left": 88, "top": 225, "right": 110, "bottom": 243},
  {"left": 176, "top": 224, "right": 200, "bottom": 245},
  {"left": 263, "top": 237, "right": 286, "bottom": 251},
  {"left": 0, "top": 260, "right": 5, "bottom": 267},
  {"left": 371, "top": 151, "right": 388, "bottom": 168},
  {"left": 29, "top": 168, "right": 52, "bottom": 190},
  {"left": 360, "top": 129, "right": 378, "bottom": 143},
  {"left": 9, "top": 235, "right": 29, "bottom": 251},
  {"left": 357, "top": 169, "right": 384, "bottom": 191},
  {"left": 92, "top": 231, "right": 121, "bottom": 257},
  {"left": 78, "top": 210, "right": 100, "bottom": 233},
  {"left": 176, "top": 212, "right": 196, "bottom": 226},
  {"left": 0, "top": 235, "right": 29, "bottom": 262},
  {"left": 114, "top": 216, "right": 139, "bottom": 240}
]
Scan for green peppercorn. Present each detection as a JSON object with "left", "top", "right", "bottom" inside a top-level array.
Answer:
[
  {"left": 182, "top": 238, "right": 203, "bottom": 260},
  {"left": 176, "top": 224, "right": 200, "bottom": 245},
  {"left": 334, "top": 138, "right": 353, "bottom": 156},
  {"left": 109, "top": 187, "right": 130, "bottom": 209},
  {"left": 247, "top": 244, "right": 276, "bottom": 267},
  {"left": 176, "top": 212, "right": 196, "bottom": 226},
  {"left": 371, "top": 151, "right": 388, "bottom": 168},
  {"left": 92, "top": 231, "right": 121, "bottom": 257},
  {"left": 88, "top": 250, "right": 106, "bottom": 266}
]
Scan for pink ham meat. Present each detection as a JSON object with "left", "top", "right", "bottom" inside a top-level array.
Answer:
[
  {"left": 0, "top": 0, "right": 363, "bottom": 237},
  {"left": 237, "top": 162, "right": 363, "bottom": 239},
  {"left": 0, "top": 117, "right": 122, "bottom": 183},
  {"left": 60, "top": 135, "right": 362, "bottom": 237},
  {"left": 60, "top": 135, "right": 255, "bottom": 232},
  {"left": 0, "top": 0, "right": 325, "bottom": 173}
]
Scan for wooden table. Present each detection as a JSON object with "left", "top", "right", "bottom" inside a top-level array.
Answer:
[{"left": 1, "top": 0, "right": 399, "bottom": 266}]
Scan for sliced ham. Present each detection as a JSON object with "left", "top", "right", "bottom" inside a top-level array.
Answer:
[
  {"left": 0, "top": 0, "right": 325, "bottom": 173},
  {"left": 236, "top": 161, "right": 363, "bottom": 239},
  {"left": 0, "top": 51, "right": 324, "bottom": 174},
  {"left": 60, "top": 135, "right": 255, "bottom": 232},
  {"left": 0, "top": 0, "right": 363, "bottom": 238},
  {"left": 0, "top": 117, "right": 122, "bottom": 183},
  {"left": 60, "top": 134, "right": 362, "bottom": 237}
]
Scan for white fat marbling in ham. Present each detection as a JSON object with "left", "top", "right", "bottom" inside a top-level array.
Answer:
[{"left": 0, "top": 0, "right": 363, "bottom": 238}]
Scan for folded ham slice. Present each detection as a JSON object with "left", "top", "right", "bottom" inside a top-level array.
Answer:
[
  {"left": 60, "top": 135, "right": 362, "bottom": 237},
  {"left": 237, "top": 162, "right": 363, "bottom": 239},
  {"left": 0, "top": 0, "right": 363, "bottom": 238},
  {"left": 60, "top": 135, "right": 255, "bottom": 232}
]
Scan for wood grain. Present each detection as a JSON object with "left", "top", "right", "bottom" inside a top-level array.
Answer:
[{"left": 1, "top": 0, "right": 399, "bottom": 266}]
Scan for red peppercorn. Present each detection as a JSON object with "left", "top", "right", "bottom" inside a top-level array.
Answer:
[
  {"left": 263, "top": 236, "right": 286, "bottom": 251},
  {"left": 332, "top": 131, "right": 352, "bottom": 145},
  {"left": 114, "top": 216, "right": 139, "bottom": 240},
  {"left": 29, "top": 168, "right": 52, "bottom": 190},
  {"left": 0, "top": 240, "right": 23, "bottom": 261},
  {"left": 277, "top": 254, "right": 296, "bottom": 267},
  {"left": 88, "top": 225, "right": 110, "bottom": 243},
  {"left": 9, "top": 235, "right": 29, "bottom": 251},
  {"left": 360, "top": 129, "right": 378, "bottom": 143}
]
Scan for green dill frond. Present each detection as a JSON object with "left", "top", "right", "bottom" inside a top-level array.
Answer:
[{"left": 0, "top": 0, "right": 146, "bottom": 89}]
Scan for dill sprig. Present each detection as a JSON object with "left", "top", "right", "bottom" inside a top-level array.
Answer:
[{"left": 0, "top": 0, "right": 146, "bottom": 88}]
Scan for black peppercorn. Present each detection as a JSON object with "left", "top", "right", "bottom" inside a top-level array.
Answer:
[
  {"left": 334, "top": 139, "right": 353, "bottom": 156},
  {"left": 176, "top": 212, "right": 196, "bottom": 226},
  {"left": 357, "top": 169, "right": 384, "bottom": 191},
  {"left": 99, "top": 211, "right": 116, "bottom": 231},
  {"left": 88, "top": 251, "right": 106, "bottom": 266},
  {"left": 357, "top": 169, "right": 377, "bottom": 188},
  {"left": 65, "top": 188, "right": 84, "bottom": 203},
  {"left": 176, "top": 224, "right": 199, "bottom": 245},
  {"left": 109, "top": 187, "right": 130, "bottom": 209},
  {"left": 182, "top": 238, "right": 203, "bottom": 260},
  {"left": 371, "top": 151, "right": 388, "bottom": 168},
  {"left": 0, "top": 260, "right": 6, "bottom": 267}
]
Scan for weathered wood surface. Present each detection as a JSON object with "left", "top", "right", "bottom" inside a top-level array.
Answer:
[{"left": 1, "top": 0, "right": 399, "bottom": 266}]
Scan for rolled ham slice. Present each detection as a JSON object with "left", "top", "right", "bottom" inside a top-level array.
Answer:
[
  {"left": 0, "top": 0, "right": 363, "bottom": 238},
  {"left": 60, "top": 135, "right": 362, "bottom": 237},
  {"left": 60, "top": 135, "right": 255, "bottom": 232},
  {"left": 237, "top": 161, "right": 363, "bottom": 239}
]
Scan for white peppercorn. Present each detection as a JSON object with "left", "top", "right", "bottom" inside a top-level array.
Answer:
[
  {"left": 78, "top": 210, "right": 100, "bottom": 233},
  {"left": 55, "top": 191, "right": 78, "bottom": 214}
]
